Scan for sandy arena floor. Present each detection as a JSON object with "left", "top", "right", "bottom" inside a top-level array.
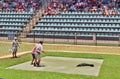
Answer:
[{"left": 7, "top": 56, "right": 103, "bottom": 76}]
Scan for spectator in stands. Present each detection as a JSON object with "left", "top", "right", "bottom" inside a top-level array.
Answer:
[
  {"left": 93, "top": 0, "right": 97, "bottom": 4},
  {"left": 102, "top": 0, "right": 108, "bottom": 4},
  {"left": 116, "top": 1, "right": 120, "bottom": 14},
  {"left": 108, "top": 1, "right": 117, "bottom": 15},
  {"left": 68, "top": 4, "right": 77, "bottom": 12},
  {"left": 63, "top": 5, "right": 67, "bottom": 12},
  {"left": 45, "top": 7, "right": 50, "bottom": 15},
  {"left": 0, "top": 0, "right": 41, "bottom": 12},
  {"left": 109, "top": 3, "right": 114, "bottom": 15},
  {"left": 1, "top": 0, "right": 118, "bottom": 15},
  {"left": 118, "top": 0, "right": 120, "bottom": 4},
  {"left": 0, "top": 1, "right": 2, "bottom": 12},
  {"left": 92, "top": 5, "right": 98, "bottom": 12},
  {"left": 104, "top": 5, "right": 109, "bottom": 15},
  {"left": 30, "top": 6, "right": 34, "bottom": 12}
]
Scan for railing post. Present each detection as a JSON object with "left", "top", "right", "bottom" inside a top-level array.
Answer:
[
  {"left": 53, "top": 33, "right": 55, "bottom": 44},
  {"left": 74, "top": 32, "right": 77, "bottom": 45},
  {"left": 33, "top": 31, "right": 35, "bottom": 43},
  {"left": 118, "top": 34, "right": 120, "bottom": 46},
  {"left": 93, "top": 33, "right": 97, "bottom": 45},
  {"left": 67, "top": 33, "right": 69, "bottom": 43}
]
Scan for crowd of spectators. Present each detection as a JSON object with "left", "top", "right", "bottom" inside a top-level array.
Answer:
[
  {"left": 0, "top": 0, "right": 42, "bottom": 12},
  {"left": 45, "top": 0, "right": 120, "bottom": 15},
  {"left": 0, "top": 0, "right": 120, "bottom": 15}
]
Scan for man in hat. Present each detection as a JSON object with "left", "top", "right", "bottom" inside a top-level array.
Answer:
[
  {"left": 34, "top": 41, "right": 45, "bottom": 67},
  {"left": 12, "top": 37, "right": 19, "bottom": 58}
]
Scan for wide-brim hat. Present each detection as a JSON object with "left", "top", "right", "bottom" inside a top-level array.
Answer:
[{"left": 14, "top": 37, "right": 17, "bottom": 40}]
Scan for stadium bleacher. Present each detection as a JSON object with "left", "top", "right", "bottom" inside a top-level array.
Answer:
[
  {"left": 0, "top": 0, "right": 120, "bottom": 41},
  {"left": 0, "top": 0, "right": 42, "bottom": 36},
  {"left": 28, "top": 11, "right": 120, "bottom": 40},
  {"left": 0, "top": 11, "right": 34, "bottom": 36}
]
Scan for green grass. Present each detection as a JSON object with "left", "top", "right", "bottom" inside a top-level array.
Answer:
[
  {"left": 0, "top": 52, "right": 120, "bottom": 79},
  {"left": 1, "top": 39, "right": 119, "bottom": 47},
  {"left": 0, "top": 41, "right": 120, "bottom": 79},
  {"left": 0, "top": 43, "right": 34, "bottom": 56}
]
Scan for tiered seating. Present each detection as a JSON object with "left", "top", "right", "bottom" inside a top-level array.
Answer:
[
  {"left": 0, "top": 11, "right": 34, "bottom": 36},
  {"left": 28, "top": 11, "right": 120, "bottom": 40}
]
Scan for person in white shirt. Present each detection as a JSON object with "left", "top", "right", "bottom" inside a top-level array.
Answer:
[
  {"left": 34, "top": 41, "right": 45, "bottom": 67},
  {"left": 12, "top": 37, "right": 19, "bottom": 58}
]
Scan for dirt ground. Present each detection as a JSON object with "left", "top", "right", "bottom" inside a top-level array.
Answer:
[{"left": 7, "top": 56, "right": 103, "bottom": 76}]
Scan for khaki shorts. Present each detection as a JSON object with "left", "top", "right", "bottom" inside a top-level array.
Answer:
[
  {"left": 12, "top": 47, "right": 17, "bottom": 52},
  {"left": 35, "top": 52, "right": 41, "bottom": 60}
]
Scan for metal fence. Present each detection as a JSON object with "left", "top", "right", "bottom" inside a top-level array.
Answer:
[{"left": 1, "top": 32, "right": 120, "bottom": 46}]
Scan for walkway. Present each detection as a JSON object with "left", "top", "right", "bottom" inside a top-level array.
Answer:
[{"left": 0, "top": 51, "right": 31, "bottom": 59}]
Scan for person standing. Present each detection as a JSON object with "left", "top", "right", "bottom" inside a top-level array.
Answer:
[
  {"left": 31, "top": 47, "right": 36, "bottom": 65},
  {"left": 34, "top": 41, "right": 45, "bottom": 67},
  {"left": 12, "top": 37, "right": 19, "bottom": 58}
]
